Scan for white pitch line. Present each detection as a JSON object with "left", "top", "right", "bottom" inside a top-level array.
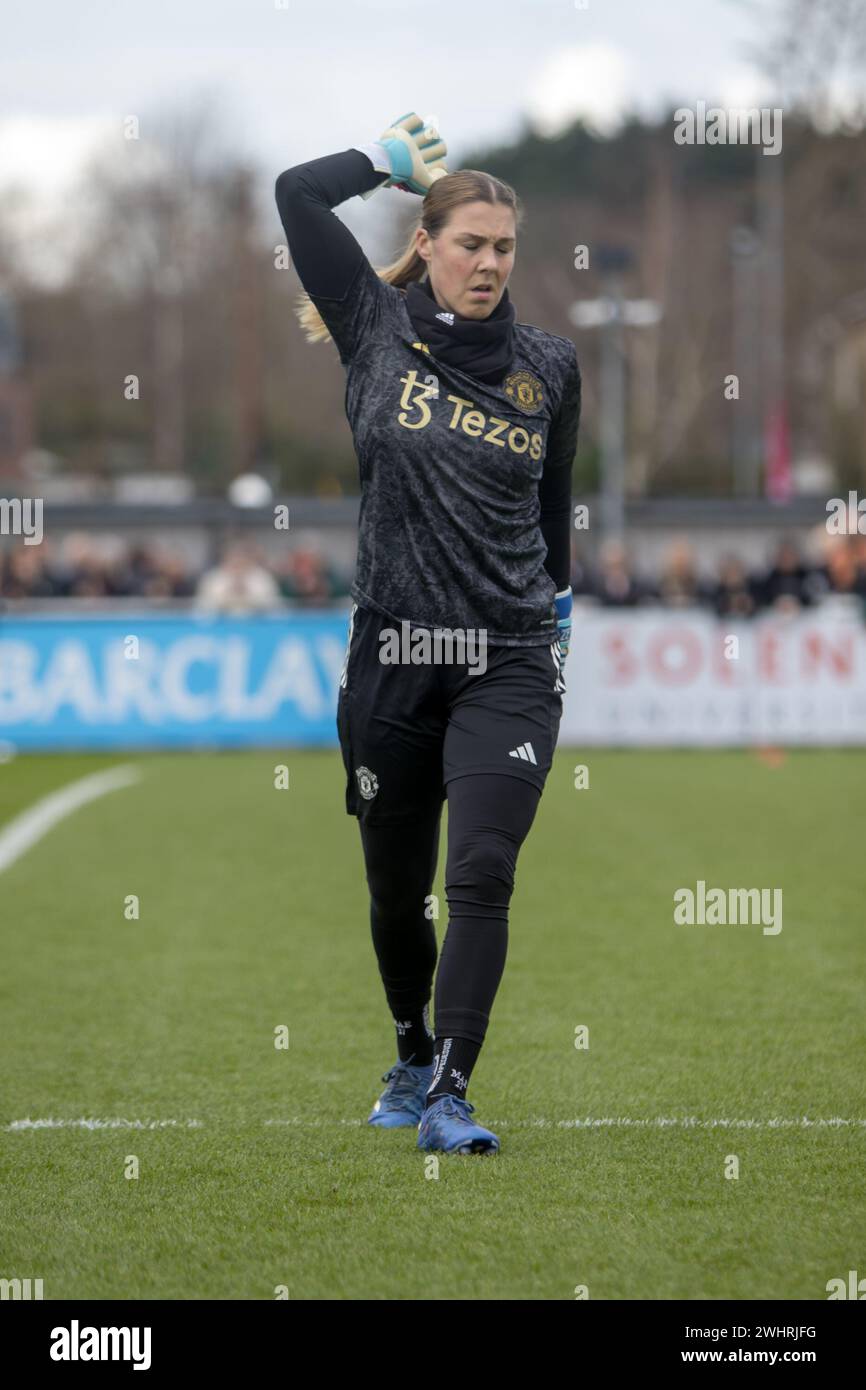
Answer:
[
  {"left": 6, "top": 1115, "right": 865, "bottom": 1133},
  {"left": 264, "top": 1116, "right": 866, "bottom": 1130},
  {"left": 4, "top": 1118, "right": 202, "bottom": 1131},
  {"left": 0, "top": 764, "right": 142, "bottom": 874}
]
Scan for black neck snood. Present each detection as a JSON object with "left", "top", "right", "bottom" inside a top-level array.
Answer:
[{"left": 404, "top": 276, "right": 516, "bottom": 386}]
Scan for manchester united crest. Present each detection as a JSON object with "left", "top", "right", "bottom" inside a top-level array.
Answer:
[
  {"left": 355, "top": 765, "right": 379, "bottom": 800},
  {"left": 503, "top": 370, "right": 544, "bottom": 415}
]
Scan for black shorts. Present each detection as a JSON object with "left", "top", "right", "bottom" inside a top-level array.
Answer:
[{"left": 336, "top": 602, "right": 565, "bottom": 825}]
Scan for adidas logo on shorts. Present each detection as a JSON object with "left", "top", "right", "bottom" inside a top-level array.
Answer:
[{"left": 508, "top": 742, "right": 537, "bottom": 765}]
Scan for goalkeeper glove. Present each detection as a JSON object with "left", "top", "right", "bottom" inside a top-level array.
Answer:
[
  {"left": 553, "top": 587, "right": 572, "bottom": 690},
  {"left": 356, "top": 111, "right": 448, "bottom": 199}
]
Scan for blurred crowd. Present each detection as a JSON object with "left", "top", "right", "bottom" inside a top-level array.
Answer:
[
  {"left": 2, "top": 531, "right": 866, "bottom": 615},
  {"left": 0, "top": 536, "right": 351, "bottom": 609},
  {"left": 572, "top": 534, "right": 866, "bottom": 615}
]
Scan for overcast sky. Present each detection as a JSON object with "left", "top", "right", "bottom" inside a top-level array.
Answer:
[
  {"left": 1, "top": 0, "right": 859, "bottom": 283},
  {"left": 1, "top": 0, "right": 788, "bottom": 194}
]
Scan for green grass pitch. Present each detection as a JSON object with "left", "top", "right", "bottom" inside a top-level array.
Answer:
[{"left": 1, "top": 748, "right": 863, "bottom": 1300}]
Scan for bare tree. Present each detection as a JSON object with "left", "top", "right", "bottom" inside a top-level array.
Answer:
[
  {"left": 727, "top": 0, "right": 866, "bottom": 128},
  {"left": 68, "top": 92, "right": 257, "bottom": 476}
]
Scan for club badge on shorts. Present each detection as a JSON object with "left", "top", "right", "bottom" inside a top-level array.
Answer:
[
  {"left": 503, "top": 370, "right": 544, "bottom": 415},
  {"left": 355, "top": 766, "right": 379, "bottom": 800}
]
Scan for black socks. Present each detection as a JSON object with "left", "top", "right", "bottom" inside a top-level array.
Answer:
[
  {"left": 360, "top": 815, "right": 441, "bottom": 1072},
  {"left": 425, "top": 1035, "right": 482, "bottom": 1106},
  {"left": 395, "top": 1004, "right": 435, "bottom": 1067}
]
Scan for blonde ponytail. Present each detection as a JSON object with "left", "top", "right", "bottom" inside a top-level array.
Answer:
[{"left": 295, "top": 231, "right": 427, "bottom": 344}]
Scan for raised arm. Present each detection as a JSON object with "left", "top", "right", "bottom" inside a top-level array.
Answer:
[
  {"left": 275, "top": 119, "right": 447, "bottom": 365},
  {"left": 274, "top": 147, "right": 390, "bottom": 300},
  {"left": 274, "top": 147, "right": 397, "bottom": 365}
]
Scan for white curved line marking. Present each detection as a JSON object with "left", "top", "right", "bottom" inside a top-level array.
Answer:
[{"left": 0, "top": 764, "right": 142, "bottom": 874}]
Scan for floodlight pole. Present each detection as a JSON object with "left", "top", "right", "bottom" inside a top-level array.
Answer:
[{"left": 570, "top": 249, "right": 661, "bottom": 542}]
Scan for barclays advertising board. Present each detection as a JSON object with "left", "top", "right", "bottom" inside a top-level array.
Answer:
[{"left": 0, "top": 612, "right": 352, "bottom": 749}]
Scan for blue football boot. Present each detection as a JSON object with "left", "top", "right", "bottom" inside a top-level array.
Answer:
[
  {"left": 416, "top": 1094, "right": 500, "bottom": 1154},
  {"left": 367, "top": 1059, "right": 434, "bottom": 1128}
]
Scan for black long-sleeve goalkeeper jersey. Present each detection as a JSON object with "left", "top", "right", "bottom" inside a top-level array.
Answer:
[{"left": 274, "top": 149, "right": 581, "bottom": 647}]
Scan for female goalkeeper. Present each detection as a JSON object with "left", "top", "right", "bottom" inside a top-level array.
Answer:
[{"left": 275, "top": 113, "right": 581, "bottom": 1155}]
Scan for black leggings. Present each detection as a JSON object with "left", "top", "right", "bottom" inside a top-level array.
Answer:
[{"left": 359, "top": 772, "right": 542, "bottom": 1048}]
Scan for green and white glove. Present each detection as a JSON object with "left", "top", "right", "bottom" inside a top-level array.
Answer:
[
  {"left": 355, "top": 111, "right": 448, "bottom": 199},
  {"left": 553, "top": 587, "right": 572, "bottom": 694}
]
